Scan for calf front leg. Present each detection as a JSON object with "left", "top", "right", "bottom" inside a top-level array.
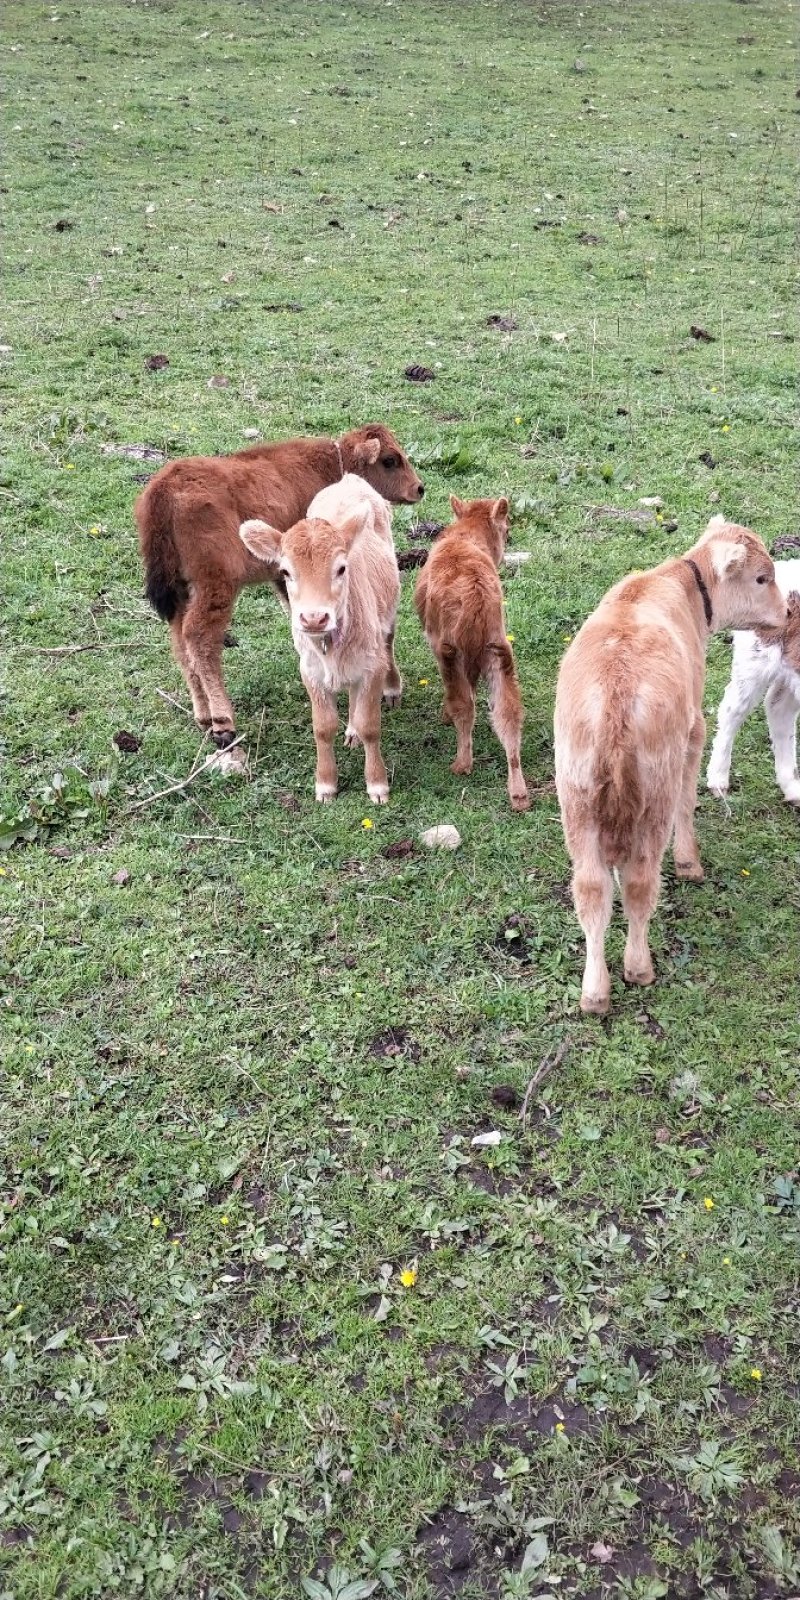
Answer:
[
  {"left": 351, "top": 673, "right": 390, "bottom": 803},
  {"left": 706, "top": 668, "right": 770, "bottom": 795},
  {"left": 764, "top": 680, "right": 800, "bottom": 804},
  {"left": 674, "top": 714, "right": 706, "bottom": 881},
  {"left": 306, "top": 682, "right": 339, "bottom": 802}
]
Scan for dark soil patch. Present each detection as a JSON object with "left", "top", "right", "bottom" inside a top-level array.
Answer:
[
  {"left": 382, "top": 837, "right": 416, "bottom": 860},
  {"left": 408, "top": 518, "right": 445, "bottom": 541},
  {"left": 486, "top": 312, "right": 518, "bottom": 331},
  {"left": 577, "top": 231, "right": 603, "bottom": 245},
  {"left": 494, "top": 913, "right": 533, "bottom": 963},
  {"left": 368, "top": 1026, "right": 421, "bottom": 1063},
  {"left": 397, "top": 547, "right": 429, "bottom": 570},
  {"left": 404, "top": 363, "right": 435, "bottom": 382},
  {"left": 772, "top": 534, "right": 800, "bottom": 554},
  {"left": 113, "top": 729, "right": 140, "bottom": 753},
  {"left": 490, "top": 1083, "right": 520, "bottom": 1110},
  {"left": 144, "top": 353, "right": 169, "bottom": 370},
  {"left": 417, "top": 1507, "right": 477, "bottom": 1596},
  {"left": 698, "top": 450, "right": 717, "bottom": 468},
  {"left": 263, "top": 301, "right": 302, "bottom": 313},
  {"left": 54, "top": 217, "right": 74, "bottom": 231},
  {"left": 636, "top": 1009, "right": 666, "bottom": 1040},
  {"left": 690, "top": 324, "right": 715, "bottom": 342},
  {"left": 222, "top": 631, "right": 239, "bottom": 647},
  {"left": 2, "top": 1526, "right": 34, "bottom": 1547}
]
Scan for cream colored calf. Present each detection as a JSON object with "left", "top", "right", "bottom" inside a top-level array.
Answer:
[{"left": 554, "top": 517, "right": 787, "bottom": 1015}]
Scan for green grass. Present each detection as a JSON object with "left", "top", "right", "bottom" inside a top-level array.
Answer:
[{"left": 2, "top": 1, "right": 799, "bottom": 1596}]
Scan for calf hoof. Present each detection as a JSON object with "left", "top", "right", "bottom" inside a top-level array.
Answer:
[
  {"left": 783, "top": 781, "right": 800, "bottom": 807},
  {"left": 509, "top": 788, "right": 530, "bottom": 812},
  {"left": 624, "top": 963, "right": 655, "bottom": 988},
  {"left": 580, "top": 991, "right": 610, "bottom": 1016},
  {"left": 707, "top": 779, "right": 729, "bottom": 797},
  {"left": 344, "top": 726, "right": 362, "bottom": 748},
  {"left": 675, "top": 860, "right": 704, "bottom": 882},
  {"left": 213, "top": 728, "right": 237, "bottom": 750},
  {"left": 451, "top": 757, "right": 473, "bottom": 776},
  {"left": 383, "top": 689, "right": 402, "bottom": 709},
  {"left": 315, "top": 783, "right": 338, "bottom": 803},
  {"left": 367, "top": 784, "right": 389, "bottom": 805}
]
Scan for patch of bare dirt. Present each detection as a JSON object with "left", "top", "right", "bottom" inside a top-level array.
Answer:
[
  {"left": 113, "top": 730, "right": 140, "bottom": 753},
  {"left": 486, "top": 313, "right": 518, "bottom": 332},
  {"left": 397, "top": 548, "right": 429, "bottom": 570},
  {"left": 144, "top": 353, "right": 169, "bottom": 371},
  {"left": 369, "top": 1026, "right": 421, "bottom": 1063}
]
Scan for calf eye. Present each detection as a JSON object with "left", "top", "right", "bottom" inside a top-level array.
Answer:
[
  {"left": 756, "top": 575, "right": 768, "bottom": 585},
  {"left": 279, "top": 567, "right": 292, "bottom": 581},
  {"left": 335, "top": 562, "right": 347, "bottom": 578},
  {"left": 381, "top": 454, "right": 399, "bottom": 470}
]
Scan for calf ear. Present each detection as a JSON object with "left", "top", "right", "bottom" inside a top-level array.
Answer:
[
  {"left": 450, "top": 494, "right": 467, "bottom": 518},
  {"left": 352, "top": 437, "right": 381, "bottom": 468},
  {"left": 492, "top": 496, "right": 509, "bottom": 526},
  {"left": 333, "top": 510, "right": 369, "bottom": 551},
  {"left": 710, "top": 541, "right": 746, "bottom": 579},
  {"left": 239, "top": 519, "right": 283, "bottom": 563}
]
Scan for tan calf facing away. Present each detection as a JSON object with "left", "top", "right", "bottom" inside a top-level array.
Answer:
[
  {"left": 554, "top": 516, "right": 787, "bottom": 1015},
  {"left": 414, "top": 495, "right": 529, "bottom": 811},
  {"left": 239, "top": 483, "right": 400, "bottom": 803},
  {"left": 136, "top": 424, "right": 422, "bottom": 749}
]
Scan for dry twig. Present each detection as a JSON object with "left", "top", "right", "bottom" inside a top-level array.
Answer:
[{"left": 519, "top": 1038, "right": 570, "bottom": 1127}]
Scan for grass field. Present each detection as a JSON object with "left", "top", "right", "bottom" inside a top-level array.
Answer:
[{"left": 2, "top": 1, "right": 800, "bottom": 1596}]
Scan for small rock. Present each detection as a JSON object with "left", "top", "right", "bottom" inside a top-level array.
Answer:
[
  {"left": 590, "top": 1541, "right": 614, "bottom": 1564},
  {"left": 112, "top": 868, "right": 130, "bottom": 887},
  {"left": 573, "top": 57, "right": 587, "bottom": 72},
  {"left": 639, "top": 496, "right": 663, "bottom": 508},
  {"left": 503, "top": 551, "right": 532, "bottom": 566},
  {"left": 420, "top": 824, "right": 461, "bottom": 851},
  {"left": 207, "top": 375, "right": 230, "bottom": 389},
  {"left": 242, "top": 428, "right": 260, "bottom": 440},
  {"left": 208, "top": 745, "right": 249, "bottom": 778},
  {"left": 471, "top": 1130, "right": 502, "bottom": 1148}
]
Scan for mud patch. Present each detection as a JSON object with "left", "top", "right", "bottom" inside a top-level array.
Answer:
[
  {"left": 382, "top": 837, "right": 417, "bottom": 860},
  {"left": 144, "top": 353, "right": 169, "bottom": 371},
  {"left": 113, "top": 729, "right": 141, "bottom": 753},
  {"left": 408, "top": 518, "right": 445, "bottom": 541},
  {"left": 486, "top": 312, "right": 518, "bottom": 332},
  {"left": 690, "top": 324, "right": 715, "bottom": 342},
  {"left": 369, "top": 1026, "right": 421, "bottom": 1063},
  {"left": 494, "top": 914, "right": 533, "bottom": 963},
  {"left": 397, "top": 548, "right": 429, "bottom": 570},
  {"left": 418, "top": 1507, "right": 477, "bottom": 1596}
]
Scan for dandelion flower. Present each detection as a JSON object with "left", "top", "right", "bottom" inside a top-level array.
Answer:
[
  {"left": 514, "top": 415, "right": 522, "bottom": 425},
  {"left": 721, "top": 424, "right": 731, "bottom": 434},
  {"left": 704, "top": 1196, "right": 715, "bottom": 1211},
  {"left": 64, "top": 462, "right": 76, "bottom": 470},
  {"left": 506, "top": 634, "right": 515, "bottom": 643},
  {"left": 0, "top": 866, "right": 7, "bottom": 877},
  {"left": 555, "top": 1421, "right": 566, "bottom": 1433},
  {"left": 710, "top": 386, "right": 718, "bottom": 393},
  {"left": 741, "top": 869, "right": 750, "bottom": 878},
  {"left": 399, "top": 1266, "right": 417, "bottom": 1287},
  {"left": 221, "top": 1215, "right": 230, "bottom": 1226},
  {"left": 151, "top": 1215, "right": 162, "bottom": 1228},
  {"left": 562, "top": 634, "right": 573, "bottom": 644},
  {"left": 418, "top": 678, "right": 428, "bottom": 686},
  {"left": 750, "top": 1367, "right": 762, "bottom": 1381},
  {"left": 361, "top": 818, "right": 374, "bottom": 831}
]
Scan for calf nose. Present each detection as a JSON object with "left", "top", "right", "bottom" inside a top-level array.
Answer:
[
  {"left": 299, "top": 609, "right": 332, "bottom": 633},
  {"left": 416, "top": 482, "right": 425, "bottom": 498}
]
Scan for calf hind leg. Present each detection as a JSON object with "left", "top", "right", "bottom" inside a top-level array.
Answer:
[
  {"left": 169, "top": 611, "right": 211, "bottom": 729},
  {"left": 620, "top": 856, "right": 661, "bottom": 987},
  {"left": 383, "top": 625, "right": 403, "bottom": 709},
  {"left": 438, "top": 650, "right": 476, "bottom": 775},
  {"left": 674, "top": 714, "right": 706, "bottom": 881},
  {"left": 181, "top": 586, "right": 238, "bottom": 748},
  {"left": 485, "top": 645, "right": 529, "bottom": 811},
  {"left": 764, "top": 681, "right": 800, "bottom": 804},
  {"left": 572, "top": 859, "right": 614, "bottom": 1014}
]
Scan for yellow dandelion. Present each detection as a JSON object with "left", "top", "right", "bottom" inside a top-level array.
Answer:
[
  {"left": 741, "top": 869, "right": 750, "bottom": 877},
  {"left": 399, "top": 1266, "right": 417, "bottom": 1288},
  {"left": 555, "top": 1421, "right": 566, "bottom": 1433},
  {"left": 88, "top": 524, "right": 101, "bottom": 536},
  {"left": 171, "top": 1238, "right": 181, "bottom": 1246},
  {"left": 64, "top": 462, "right": 76, "bottom": 470},
  {"left": 721, "top": 424, "right": 731, "bottom": 433},
  {"left": 723, "top": 1256, "right": 731, "bottom": 1267},
  {"left": 361, "top": 818, "right": 374, "bottom": 830},
  {"left": 418, "top": 678, "right": 429, "bottom": 686},
  {"left": 514, "top": 415, "right": 522, "bottom": 425},
  {"left": 221, "top": 1215, "right": 230, "bottom": 1226},
  {"left": 25, "top": 1044, "right": 34, "bottom": 1053},
  {"left": 151, "top": 1215, "right": 162, "bottom": 1228},
  {"left": 710, "top": 385, "right": 719, "bottom": 393},
  {"left": 506, "top": 633, "right": 515, "bottom": 643},
  {"left": 704, "top": 1196, "right": 715, "bottom": 1211},
  {"left": 0, "top": 865, "right": 7, "bottom": 876},
  {"left": 562, "top": 634, "right": 573, "bottom": 643},
  {"left": 750, "top": 1367, "right": 761, "bottom": 1381}
]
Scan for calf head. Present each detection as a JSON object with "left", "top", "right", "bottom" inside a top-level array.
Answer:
[
  {"left": 339, "top": 423, "right": 424, "bottom": 504},
  {"left": 695, "top": 516, "right": 787, "bottom": 631},
  {"left": 240, "top": 513, "right": 364, "bottom": 642},
  {"left": 450, "top": 494, "right": 510, "bottom": 565}
]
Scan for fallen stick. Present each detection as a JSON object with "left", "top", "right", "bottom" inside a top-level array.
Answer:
[
  {"left": 127, "top": 735, "right": 245, "bottom": 811},
  {"left": 519, "top": 1038, "right": 570, "bottom": 1127},
  {"left": 154, "top": 686, "right": 191, "bottom": 717},
  {"left": 26, "top": 641, "right": 150, "bottom": 657}
]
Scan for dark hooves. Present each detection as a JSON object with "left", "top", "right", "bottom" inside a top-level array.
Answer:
[{"left": 213, "top": 729, "right": 237, "bottom": 750}]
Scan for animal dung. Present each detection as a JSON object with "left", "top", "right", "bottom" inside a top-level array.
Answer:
[{"left": 419, "top": 824, "right": 462, "bottom": 850}]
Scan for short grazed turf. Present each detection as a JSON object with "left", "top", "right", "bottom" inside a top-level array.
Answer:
[{"left": 2, "top": 1, "right": 799, "bottom": 1596}]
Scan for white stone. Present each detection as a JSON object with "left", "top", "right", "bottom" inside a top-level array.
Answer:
[{"left": 419, "top": 824, "right": 461, "bottom": 851}]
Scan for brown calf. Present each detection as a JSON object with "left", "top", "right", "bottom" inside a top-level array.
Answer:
[
  {"left": 239, "top": 480, "right": 400, "bottom": 803},
  {"left": 414, "top": 494, "right": 529, "bottom": 811},
  {"left": 554, "top": 516, "right": 787, "bottom": 1015},
  {"left": 136, "top": 424, "right": 423, "bottom": 747}
]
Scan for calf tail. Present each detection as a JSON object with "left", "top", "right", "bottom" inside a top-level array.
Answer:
[
  {"left": 483, "top": 639, "right": 516, "bottom": 680},
  {"left": 595, "top": 740, "right": 642, "bottom": 866},
  {"left": 136, "top": 476, "right": 187, "bottom": 622}
]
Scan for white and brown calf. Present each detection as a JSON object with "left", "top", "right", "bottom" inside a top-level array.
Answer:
[
  {"left": 706, "top": 558, "right": 800, "bottom": 807},
  {"left": 239, "top": 491, "right": 400, "bottom": 803}
]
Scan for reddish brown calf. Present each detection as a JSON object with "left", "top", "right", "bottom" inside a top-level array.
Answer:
[
  {"left": 136, "top": 424, "right": 423, "bottom": 747},
  {"left": 414, "top": 495, "right": 529, "bottom": 811}
]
